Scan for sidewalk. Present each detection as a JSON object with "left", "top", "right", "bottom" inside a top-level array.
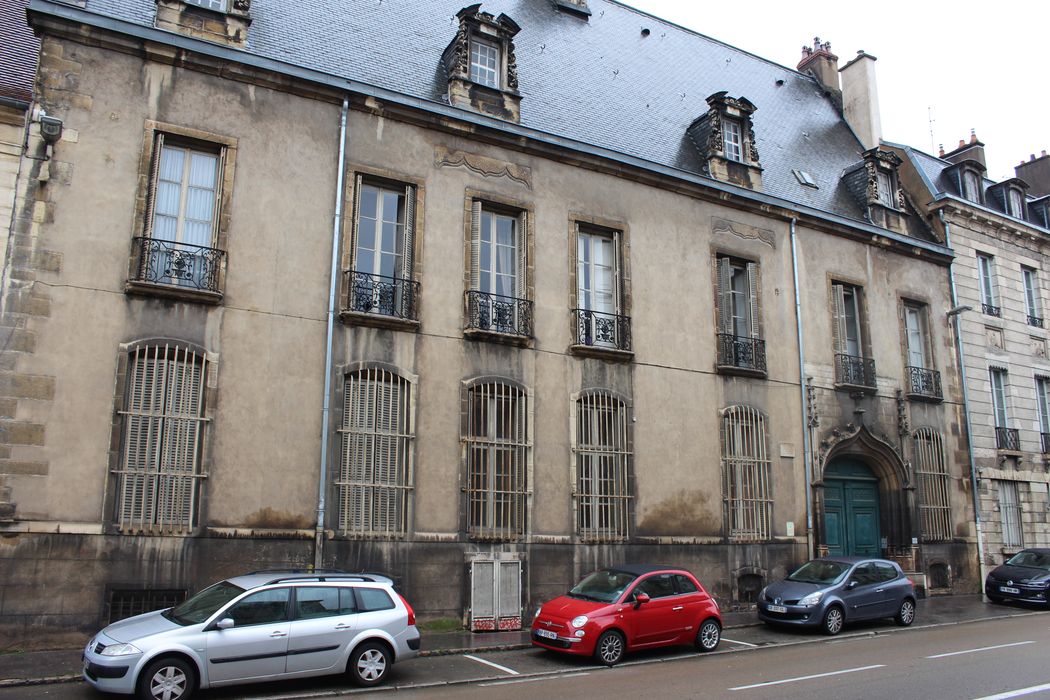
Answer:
[{"left": 0, "top": 596, "right": 1040, "bottom": 688}]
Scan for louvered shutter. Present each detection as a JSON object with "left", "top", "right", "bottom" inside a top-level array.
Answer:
[
  {"left": 470, "top": 201, "right": 482, "bottom": 290},
  {"left": 717, "top": 257, "right": 733, "bottom": 334},
  {"left": 211, "top": 146, "right": 226, "bottom": 249},
  {"left": 517, "top": 211, "right": 528, "bottom": 299},
  {"left": 746, "top": 262, "right": 760, "bottom": 339},
  {"left": 144, "top": 133, "right": 165, "bottom": 238},
  {"left": 613, "top": 231, "right": 623, "bottom": 315},
  {"left": 401, "top": 185, "right": 415, "bottom": 281},
  {"left": 831, "top": 284, "right": 847, "bottom": 354}
]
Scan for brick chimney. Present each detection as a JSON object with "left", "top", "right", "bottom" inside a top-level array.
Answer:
[
  {"left": 797, "top": 37, "right": 839, "bottom": 94},
  {"left": 942, "top": 129, "right": 987, "bottom": 168},
  {"left": 839, "top": 50, "right": 882, "bottom": 151},
  {"left": 1015, "top": 150, "right": 1050, "bottom": 198}
]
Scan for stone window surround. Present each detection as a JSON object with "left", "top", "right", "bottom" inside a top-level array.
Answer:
[
  {"left": 567, "top": 214, "right": 633, "bottom": 360},
  {"left": 155, "top": 0, "right": 252, "bottom": 48},
  {"left": 863, "top": 149, "right": 905, "bottom": 212},
  {"left": 569, "top": 388, "right": 634, "bottom": 543}
]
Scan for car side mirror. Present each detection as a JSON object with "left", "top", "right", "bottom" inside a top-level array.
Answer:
[
  {"left": 634, "top": 592, "right": 651, "bottom": 608},
  {"left": 216, "top": 617, "right": 235, "bottom": 630},
  {"left": 846, "top": 580, "right": 858, "bottom": 590}
]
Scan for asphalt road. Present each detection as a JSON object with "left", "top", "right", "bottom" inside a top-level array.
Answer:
[{"left": 5, "top": 611, "right": 1048, "bottom": 699}]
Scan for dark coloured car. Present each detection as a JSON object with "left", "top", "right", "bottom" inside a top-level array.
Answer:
[
  {"left": 758, "top": 557, "right": 916, "bottom": 635},
  {"left": 985, "top": 548, "right": 1050, "bottom": 605},
  {"left": 531, "top": 565, "right": 722, "bottom": 666}
]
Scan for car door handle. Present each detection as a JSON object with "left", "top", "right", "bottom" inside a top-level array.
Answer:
[
  {"left": 334, "top": 624, "right": 352, "bottom": 630},
  {"left": 672, "top": 606, "right": 684, "bottom": 611},
  {"left": 875, "top": 588, "right": 885, "bottom": 593},
  {"left": 270, "top": 631, "right": 287, "bottom": 638}
]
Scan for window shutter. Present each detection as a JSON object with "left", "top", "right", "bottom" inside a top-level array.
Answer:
[
  {"left": 831, "top": 284, "right": 847, "bottom": 354},
  {"left": 144, "top": 133, "right": 165, "bottom": 238},
  {"left": 351, "top": 174, "right": 364, "bottom": 270},
  {"left": 211, "top": 146, "right": 226, "bottom": 248},
  {"left": 746, "top": 262, "right": 760, "bottom": 339},
  {"left": 470, "top": 201, "right": 481, "bottom": 290},
  {"left": 717, "top": 257, "right": 733, "bottom": 334},
  {"left": 401, "top": 185, "right": 415, "bottom": 281},
  {"left": 517, "top": 211, "right": 528, "bottom": 299},
  {"left": 613, "top": 231, "right": 623, "bottom": 315},
  {"left": 573, "top": 222, "right": 582, "bottom": 307}
]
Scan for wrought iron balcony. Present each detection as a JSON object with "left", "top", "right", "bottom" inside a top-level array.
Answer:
[
  {"left": 1029, "top": 314, "right": 1044, "bottom": 328},
  {"left": 466, "top": 291, "right": 533, "bottom": 337},
  {"left": 573, "top": 309, "right": 631, "bottom": 352},
  {"left": 130, "top": 237, "right": 224, "bottom": 293},
  {"left": 996, "top": 427, "right": 1021, "bottom": 451},
  {"left": 344, "top": 271, "right": 419, "bottom": 321},
  {"left": 835, "top": 353, "right": 876, "bottom": 389},
  {"left": 717, "top": 333, "right": 767, "bottom": 373},
  {"left": 1042, "top": 432, "right": 1050, "bottom": 454},
  {"left": 982, "top": 303, "right": 1002, "bottom": 317},
  {"left": 906, "top": 366, "right": 942, "bottom": 400}
]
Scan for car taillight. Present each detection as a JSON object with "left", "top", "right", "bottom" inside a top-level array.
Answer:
[{"left": 399, "top": 594, "right": 416, "bottom": 626}]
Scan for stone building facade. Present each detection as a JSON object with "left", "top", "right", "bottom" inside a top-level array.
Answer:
[{"left": 0, "top": 1, "right": 977, "bottom": 645}]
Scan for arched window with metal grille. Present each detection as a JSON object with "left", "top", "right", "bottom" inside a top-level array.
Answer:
[
  {"left": 913, "top": 427, "right": 951, "bottom": 542},
  {"left": 337, "top": 368, "right": 414, "bottom": 536},
  {"left": 463, "top": 380, "right": 530, "bottom": 539},
  {"left": 574, "top": 390, "right": 632, "bottom": 542},
  {"left": 721, "top": 405, "right": 773, "bottom": 541}
]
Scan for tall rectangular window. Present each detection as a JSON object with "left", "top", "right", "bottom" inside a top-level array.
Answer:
[
  {"left": 469, "top": 38, "right": 500, "bottom": 89},
  {"left": 574, "top": 226, "right": 628, "bottom": 350},
  {"left": 575, "top": 392, "right": 632, "bottom": 541},
  {"left": 1023, "top": 266, "right": 1043, "bottom": 327},
  {"left": 117, "top": 344, "right": 208, "bottom": 532},
  {"left": 1037, "top": 377, "right": 1050, "bottom": 453},
  {"left": 977, "top": 253, "right": 1000, "bottom": 316},
  {"left": 723, "top": 119, "right": 743, "bottom": 162},
  {"left": 963, "top": 171, "right": 982, "bottom": 203},
  {"left": 904, "top": 303, "right": 928, "bottom": 369},
  {"left": 1009, "top": 189, "right": 1025, "bottom": 218},
  {"left": 464, "top": 382, "right": 529, "bottom": 539},
  {"left": 337, "top": 369, "right": 413, "bottom": 535},
  {"left": 913, "top": 428, "right": 951, "bottom": 541},
  {"left": 467, "top": 202, "right": 531, "bottom": 337},
  {"left": 990, "top": 368, "right": 1010, "bottom": 429},
  {"left": 876, "top": 170, "right": 895, "bottom": 208},
  {"left": 997, "top": 480, "right": 1023, "bottom": 548},
  {"left": 721, "top": 406, "right": 773, "bottom": 541},
  {"left": 832, "top": 282, "right": 875, "bottom": 388},
  {"left": 716, "top": 256, "right": 764, "bottom": 373},
  {"left": 348, "top": 178, "right": 417, "bottom": 320}
]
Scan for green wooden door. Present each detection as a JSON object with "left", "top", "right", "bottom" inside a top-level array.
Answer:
[{"left": 823, "top": 459, "right": 880, "bottom": 557}]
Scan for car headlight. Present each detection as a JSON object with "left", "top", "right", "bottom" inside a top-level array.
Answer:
[
  {"left": 571, "top": 615, "right": 589, "bottom": 628},
  {"left": 758, "top": 586, "right": 767, "bottom": 600},
  {"left": 535, "top": 606, "right": 543, "bottom": 619},
  {"left": 798, "top": 591, "right": 824, "bottom": 607},
  {"left": 99, "top": 643, "right": 142, "bottom": 657}
]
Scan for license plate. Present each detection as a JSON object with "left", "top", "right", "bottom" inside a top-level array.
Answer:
[
  {"left": 1000, "top": 586, "right": 1020, "bottom": 594},
  {"left": 535, "top": 628, "right": 558, "bottom": 640},
  {"left": 767, "top": 604, "right": 787, "bottom": 614}
]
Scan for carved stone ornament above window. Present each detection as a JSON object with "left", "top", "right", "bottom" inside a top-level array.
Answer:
[
  {"left": 442, "top": 4, "right": 522, "bottom": 123},
  {"left": 686, "top": 92, "right": 763, "bottom": 191},
  {"left": 155, "top": 0, "right": 252, "bottom": 48},
  {"left": 842, "top": 148, "right": 908, "bottom": 234}
]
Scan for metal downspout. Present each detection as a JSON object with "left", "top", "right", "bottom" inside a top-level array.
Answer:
[
  {"left": 789, "top": 217, "right": 815, "bottom": 557},
  {"left": 940, "top": 210, "right": 988, "bottom": 597},
  {"left": 315, "top": 97, "right": 349, "bottom": 569}
]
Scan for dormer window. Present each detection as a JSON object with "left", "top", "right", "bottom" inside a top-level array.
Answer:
[
  {"left": 470, "top": 38, "right": 500, "bottom": 89},
  {"left": 685, "top": 92, "right": 762, "bottom": 190},
  {"left": 723, "top": 119, "right": 743, "bottom": 162},
  {"left": 876, "top": 170, "right": 895, "bottom": 208},
  {"left": 1008, "top": 189, "right": 1025, "bottom": 218},
  {"left": 442, "top": 5, "right": 522, "bottom": 122},
  {"left": 841, "top": 148, "right": 907, "bottom": 234},
  {"left": 184, "top": 0, "right": 226, "bottom": 11},
  {"left": 155, "top": 0, "right": 251, "bottom": 47},
  {"left": 963, "top": 171, "right": 982, "bottom": 203}
]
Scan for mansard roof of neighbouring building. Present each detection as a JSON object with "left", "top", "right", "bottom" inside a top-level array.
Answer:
[
  {"left": 32, "top": 0, "right": 940, "bottom": 245},
  {"left": 0, "top": 0, "right": 39, "bottom": 104}
]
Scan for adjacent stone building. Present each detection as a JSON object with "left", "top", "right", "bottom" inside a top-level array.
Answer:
[{"left": 0, "top": 1, "right": 978, "bottom": 645}]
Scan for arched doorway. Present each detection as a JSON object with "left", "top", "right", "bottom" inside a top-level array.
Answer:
[{"left": 824, "top": 458, "right": 881, "bottom": 556}]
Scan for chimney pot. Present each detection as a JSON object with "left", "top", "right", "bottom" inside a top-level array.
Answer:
[
  {"left": 938, "top": 144, "right": 945, "bottom": 157},
  {"left": 970, "top": 128, "right": 977, "bottom": 144},
  {"left": 958, "top": 140, "right": 965, "bottom": 148},
  {"left": 1043, "top": 150, "right": 1047, "bottom": 157}
]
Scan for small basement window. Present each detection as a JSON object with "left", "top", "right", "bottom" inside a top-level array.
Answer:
[
  {"left": 793, "top": 169, "right": 818, "bottom": 188},
  {"left": 108, "top": 588, "right": 187, "bottom": 623}
]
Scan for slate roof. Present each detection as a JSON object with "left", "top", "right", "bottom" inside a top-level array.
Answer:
[
  {"left": 54, "top": 0, "right": 878, "bottom": 223},
  {"left": 0, "top": 0, "right": 39, "bottom": 103}
]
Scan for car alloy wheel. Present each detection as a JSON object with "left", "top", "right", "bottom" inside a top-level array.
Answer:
[
  {"left": 696, "top": 618, "right": 721, "bottom": 652},
  {"left": 137, "top": 657, "right": 195, "bottom": 700},
  {"left": 822, "top": 606, "right": 844, "bottom": 636},
  {"left": 896, "top": 599, "right": 916, "bottom": 626},
  {"left": 595, "top": 630, "right": 625, "bottom": 666},
  {"left": 350, "top": 642, "right": 390, "bottom": 687}
]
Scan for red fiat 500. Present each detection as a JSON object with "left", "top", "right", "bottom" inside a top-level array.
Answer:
[{"left": 531, "top": 565, "right": 722, "bottom": 665}]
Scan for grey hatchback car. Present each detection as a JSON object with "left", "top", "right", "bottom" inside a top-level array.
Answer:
[
  {"left": 82, "top": 571, "right": 420, "bottom": 700},
  {"left": 757, "top": 557, "right": 916, "bottom": 635}
]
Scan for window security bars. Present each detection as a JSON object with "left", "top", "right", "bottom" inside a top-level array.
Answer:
[
  {"left": 108, "top": 589, "right": 186, "bottom": 624},
  {"left": 906, "top": 366, "right": 943, "bottom": 400},
  {"left": 575, "top": 392, "right": 632, "bottom": 542},
  {"left": 998, "top": 481, "right": 1023, "bottom": 548},
  {"left": 466, "top": 291, "right": 533, "bottom": 337},
  {"left": 1029, "top": 315, "right": 1045, "bottom": 328},
  {"left": 835, "top": 353, "right": 876, "bottom": 389},
  {"left": 337, "top": 369, "right": 413, "bottom": 536},
  {"left": 717, "top": 333, "right": 767, "bottom": 372},
  {"left": 721, "top": 406, "right": 773, "bottom": 541},
  {"left": 996, "top": 427, "right": 1021, "bottom": 451},
  {"left": 344, "top": 271, "right": 419, "bottom": 320},
  {"left": 572, "top": 309, "right": 631, "bottom": 351},
  {"left": 131, "top": 237, "right": 225, "bottom": 293},
  {"left": 465, "top": 382, "right": 529, "bottom": 540},
  {"left": 913, "top": 428, "right": 951, "bottom": 542},
  {"left": 1043, "top": 432, "right": 1050, "bottom": 455},
  {"left": 116, "top": 344, "right": 207, "bottom": 533}
]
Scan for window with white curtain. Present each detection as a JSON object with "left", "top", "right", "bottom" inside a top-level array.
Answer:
[
  {"left": 721, "top": 406, "right": 773, "bottom": 541},
  {"left": 574, "top": 391, "right": 632, "bottom": 541},
  {"left": 1008, "top": 189, "right": 1025, "bottom": 218},
  {"left": 977, "top": 253, "right": 999, "bottom": 314},
  {"left": 913, "top": 428, "right": 951, "bottom": 542},
  {"left": 1023, "top": 266, "right": 1043, "bottom": 325},
  {"left": 963, "top": 171, "right": 982, "bottom": 203}
]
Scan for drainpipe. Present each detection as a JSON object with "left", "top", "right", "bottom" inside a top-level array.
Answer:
[
  {"left": 315, "top": 97, "right": 349, "bottom": 569},
  {"left": 940, "top": 210, "right": 988, "bottom": 598},
  {"left": 789, "top": 217, "right": 815, "bottom": 558}
]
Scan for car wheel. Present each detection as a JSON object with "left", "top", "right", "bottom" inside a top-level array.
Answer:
[
  {"left": 349, "top": 641, "right": 391, "bottom": 687},
  {"left": 594, "top": 630, "right": 626, "bottom": 666},
  {"left": 821, "top": 606, "right": 844, "bottom": 636},
  {"left": 895, "top": 598, "right": 916, "bottom": 626},
  {"left": 136, "top": 657, "right": 195, "bottom": 700},
  {"left": 695, "top": 618, "right": 721, "bottom": 652}
]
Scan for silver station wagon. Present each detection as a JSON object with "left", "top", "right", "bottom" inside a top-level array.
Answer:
[{"left": 82, "top": 570, "right": 420, "bottom": 700}]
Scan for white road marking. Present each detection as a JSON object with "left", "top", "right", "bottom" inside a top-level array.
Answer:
[
  {"left": 729, "top": 664, "right": 886, "bottom": 690},
  {"left": 722, "top": 637, "right": 759, "bottom": 647},
  {"left": 463, "top": 654, "right": 520, "bottom": 675},
  {"left": 972, "top": 682, "right": 1050, "bottom": 700},
  {"left": 480, "top": 672, "right": 590, "bottom": 686},
  {"left": 926, "top": 641, "right": 1035, "bottom": 659}
]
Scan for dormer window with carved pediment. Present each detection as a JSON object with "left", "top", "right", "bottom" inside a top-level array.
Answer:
[
  {"left": 442, "top": 4, "right": 522, "bottom": 123},
  {"left": 155, "top": 0, "right": 252, "bottom": 47},
  {"left": 686, "top": 92, "right": 762, "bottom": 190}
]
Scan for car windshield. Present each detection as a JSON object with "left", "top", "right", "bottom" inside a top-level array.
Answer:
[
  {"left": 568, "top": 569, "right": 638, "bottom": 603},
  {"left": 164, "top": 581, "right": 246, "bottom": 626},
  {"left": 787, "top": 560, "right": 851, "bottom": 585},
  {"left": 1006, "top": 551, "right": 1050, "bottom": 571}
]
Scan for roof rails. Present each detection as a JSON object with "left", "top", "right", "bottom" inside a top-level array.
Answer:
[
  {"left": 246, "top": 568, "right": 351, "bottom": 576},
  {"left": 262, "top": 574, "right": 389, "bottom": 585}
]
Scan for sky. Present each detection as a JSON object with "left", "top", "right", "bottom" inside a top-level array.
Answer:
[{"left": 623, "top": 0, "right": 1050, "bottom": 182}]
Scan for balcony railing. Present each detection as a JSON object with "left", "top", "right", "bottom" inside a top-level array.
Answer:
[
  {"left": 1042, "top": 432, "right": 1050, "bottom": 454},
  {"left": 906, "top": 366, "right": 942, "bottom": 400},
  {"left": 1029, "top": 314, "right": 1044, "bottom": 328},
  {"left": 344, "top": 271, "right": 419, "bottom": 320},
  {"left": 996, "top": 427, "right": 1021, "bottom": 451},
  {"left": 835, "top": 353, "right": 876, "bottom": 389},
  {"left": 717, "top": 333, "right": 767, "bottom": 373},
  {"left": 572, "top": 309, "right": 631, "bottom": 352},
  {"left": 466, "top": 291, "right": 533, "bottom": 337},
  {"left": 130, "top": 237, "right": 224, "bottom": 293},
  {"left": 982, "top": 303, "right": 1002, "bottom": 317}
]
